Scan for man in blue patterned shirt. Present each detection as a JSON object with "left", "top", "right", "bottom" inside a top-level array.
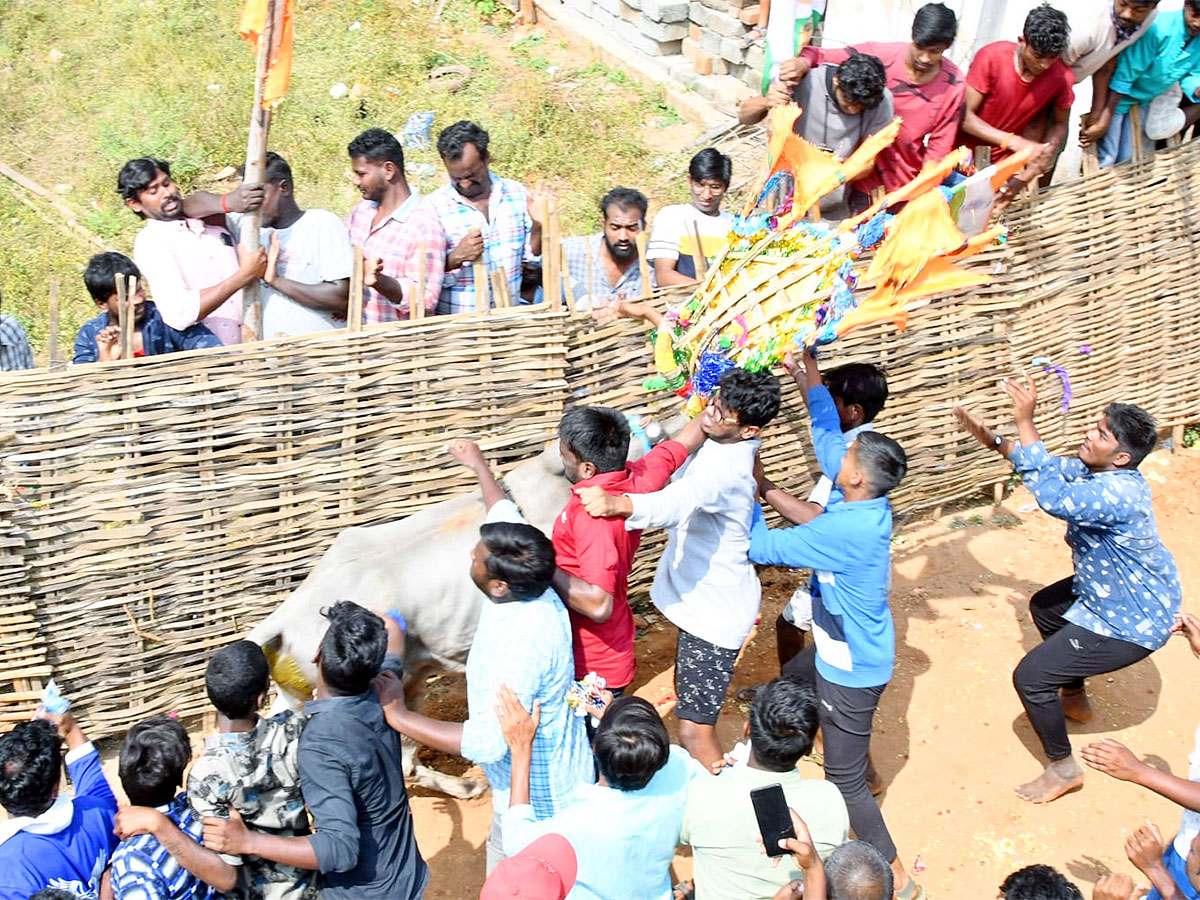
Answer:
[
  {"left": 955, "top": 378, "right": 1181, "bottom": 805},
  {"left": 110, "top": 716, "right": 234, "bottom": 899},
  {"left": 376, "top": 438, "right": 592, "bottom": 874}
]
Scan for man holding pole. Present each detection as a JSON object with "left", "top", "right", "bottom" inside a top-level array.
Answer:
[
  {"left": 120, "top": 157, "right": 268, "bottom": 346},
  {"left": 344, "top": 128, "right": 446, "bottom": 322},
  {"left": 428, "top": 120, "right": 550, "bottom": 314},
  {"left": 227, "top": 152, "right": 353, "bottom": 338}
]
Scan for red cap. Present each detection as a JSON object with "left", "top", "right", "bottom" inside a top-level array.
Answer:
[{"left": 479, "top": 833, "right": 578, "bottom": 900}]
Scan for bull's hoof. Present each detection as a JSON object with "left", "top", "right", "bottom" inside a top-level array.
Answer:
[{"left": 412, "top": 764, "right": 490, "bottom": 800}]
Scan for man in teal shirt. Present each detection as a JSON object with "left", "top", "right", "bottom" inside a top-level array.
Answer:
[{"left": 1095, "top": 0, "right": 1200, "bottom": 165}]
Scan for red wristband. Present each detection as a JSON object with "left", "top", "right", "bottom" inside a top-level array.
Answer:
[{"left": 220, "top": 193, "right": 230, "bottom": 214}]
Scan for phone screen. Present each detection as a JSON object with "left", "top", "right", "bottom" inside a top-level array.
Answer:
[{"left": 750, "top": 783, "right": 797, "bottom": 858}]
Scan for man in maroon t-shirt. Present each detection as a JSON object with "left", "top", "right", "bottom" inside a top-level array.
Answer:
[
  {"left": 959, "top": 4, "right": 1075, "bottom": 207},
  {"left": 787, "top": 2, "right": 966, "bottom": 194},
  {"left": 551, "top": 408, "right": 706, "bottom": 698}
]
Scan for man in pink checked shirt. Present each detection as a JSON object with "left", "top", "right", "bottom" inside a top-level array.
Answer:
[
  {"left": 120, "top": 157, "right": 267, "bottom": 345},
  {"left": 344, "top": 128, "right": 446, "bottom": 323}
]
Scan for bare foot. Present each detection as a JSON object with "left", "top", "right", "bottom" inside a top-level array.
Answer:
[
  {"left": 1015, "top": 757, "right": 1084, "bottom": 803},
  {"left": 1061, "top": 687, "right": 1093, "bottom": 723}
]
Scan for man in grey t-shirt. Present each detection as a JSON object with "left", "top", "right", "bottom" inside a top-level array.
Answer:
[{"left": 738, "top": 54, "right": 895, "bottom": 219}]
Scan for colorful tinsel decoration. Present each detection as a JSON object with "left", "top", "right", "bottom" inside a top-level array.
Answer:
[{"left": 642, "top": 105, "right": 1031, "bottom": 412}]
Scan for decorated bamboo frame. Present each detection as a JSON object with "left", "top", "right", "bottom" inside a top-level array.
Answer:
[{"left": 0, "top": 142, "right": 1198, "bottom": 736}]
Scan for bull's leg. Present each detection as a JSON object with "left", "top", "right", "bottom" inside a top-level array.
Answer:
[{"left": 401, "top": 659, "right": 490, "bottom": 801}]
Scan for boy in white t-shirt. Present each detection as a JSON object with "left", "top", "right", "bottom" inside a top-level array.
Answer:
[
  {"left": 758, "top": 354, "right": 890, "bottom": 668},
  {"left": 646, "top": 148, "right": 733, "bottom": 287},
  {"left": 228, "top": 152, "right": 353, "bottom": 338}
]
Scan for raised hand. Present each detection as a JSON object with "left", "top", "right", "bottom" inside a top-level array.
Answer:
[{"left": 448, "top": 438, "right": 487, "bottom": 471}]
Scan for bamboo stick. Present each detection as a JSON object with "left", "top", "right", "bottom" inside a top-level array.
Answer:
[
  {"left": 636, "top": 231, "right": 651, "bottom": 299},
  {"left": 473, "top": 261, "right": 490, "bottom": 313},
  {"left": 348, "top": 247, "right": 365, "bottom": 331},
  {"left": 240, "top": 0, "right": 278, "bottom": 343},
  {"left": 560, "top": 243, "right": 578, "bottom": 317},
  {"left": 47, "top": 280, "right": 60, "bottom": 365},
  {"left": 413, "top": 243, "right": 427, "bottom": 320},
  {"left": 690, "top": 220, "right": 708, "bottom": 279}
]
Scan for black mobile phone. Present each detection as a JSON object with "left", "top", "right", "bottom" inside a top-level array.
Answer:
[{"left": 750, "top": 783, "right": 797, "bottom": 858}]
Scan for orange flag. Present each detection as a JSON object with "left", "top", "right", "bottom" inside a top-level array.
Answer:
[{"left": 239, "top": 0, "right": 294, "bottom": 109}]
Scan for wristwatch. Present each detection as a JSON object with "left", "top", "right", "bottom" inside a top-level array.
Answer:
[{"left": 992, "top": 433, "right": 1004, "bottom": 448}]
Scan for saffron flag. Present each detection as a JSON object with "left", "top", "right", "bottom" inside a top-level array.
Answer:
[
  {"left": 762, "top": 0, "right": 827, "bottom": 94},
  {"left": 239, "top": 0, "right": 294, "bottom": 109}
]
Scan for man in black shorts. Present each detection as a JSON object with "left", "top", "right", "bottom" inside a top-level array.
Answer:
[{"left": 578, "top": 369, "right": 782, "bottom": 769}]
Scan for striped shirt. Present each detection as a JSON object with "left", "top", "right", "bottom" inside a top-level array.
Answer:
[
  {"left": 0, "top": 316, "right": 34, "bottom": 371},
  {"left": 110, "top": 794, "right": 218, "bottom": 900},
  {"left": 427, "top": 174, "right": 533, "bottom": 314},
  {"left": 344, "top": 193, "right": 447, "bottom": 322},
  {"left": 459, "top": 500, "right": 593, "bottom": 818}
]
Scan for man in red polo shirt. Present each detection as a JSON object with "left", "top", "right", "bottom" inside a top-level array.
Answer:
[
  {"left": 958, "top": 4, "right": 1075, "bottom": 206},
  {"left": 551, "top": 408, "right": 706, "bottom": 703},
  {"left": 785, "top": 2, "right": 965, "bottom": 193}
]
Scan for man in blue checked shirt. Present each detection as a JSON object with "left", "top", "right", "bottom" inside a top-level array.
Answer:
[
  {"left": 749, "top": 349, "right": 916, "bottom": 900},
  {"left": 955, "top": 379, "right": 1181, "bottom": 805},
  {"left": 376, "top": 438, "right": 592, "bottom": 873},
  {"left": 429, "top": 120, "right": 551, "bottom": 313}
]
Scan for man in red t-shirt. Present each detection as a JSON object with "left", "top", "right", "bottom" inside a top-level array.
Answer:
[
  {"left": 551, "top": 408, "right": 706, "bottom": 698},
  {"left": 959, "top": 4, "right": 1075, "bottom": 207},
  {"left": 788, "top": 2, "right": 966, "bottom": 193}
]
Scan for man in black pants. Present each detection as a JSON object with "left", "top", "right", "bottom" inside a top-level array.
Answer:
[{"left": 955, "top": 378, "right": 1181, "bottom": 804}]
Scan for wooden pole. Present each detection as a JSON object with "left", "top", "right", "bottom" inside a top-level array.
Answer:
[
  {"left": 690, "top": 220, "right": 708, "bottom": 278},
  {"left": 520, "top": 0, "right": 536, "bottom": 24},
  {"left": 47, "top": 280, "right": 60, "bottom": 365},
  {"left": 473, "top": 261, "right": 490, "bottom": 313},
  {"left": 636, "top": 231, "right": 651, "bottom": 299},
  {"left": 240, "top": 0, "right": 278, "bottom": 344},
  {"left": 412, "top": 244, "right": 427, "bottom": 320},
  {"left": 560, "top": 243, "right": 578, "bottom": 317},
  {"left": 540, "top": 197, "right": 551, "bottom": 305},
  {"left": 546, "top": 202, "right": 560, "bottom": 311},
  {"left": 348, "top": 248, "right": 364, "bottom": 332},
  {"left": 585, "top": 240, "right": 594, "bottom": 309},
  {"left": 115, "top": 274, "right": 129, "bottom": 360}
]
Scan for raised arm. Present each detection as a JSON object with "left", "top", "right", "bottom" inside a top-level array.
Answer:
[
  {"left": 449, "top": 439, "right": 507, "bottom": 510},
  {"left": 1081, "top": 737, "right": 1200, "bottom": 813}
]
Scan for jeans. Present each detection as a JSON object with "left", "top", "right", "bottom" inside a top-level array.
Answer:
[
  {"left": 783, "top": 646, "right": 897, "bottom": 862},
  {"left": 1098, "top": 111, "right": 1133, "bottom": 168},
  {"left": 1012, "top": 578, "right": 1151, "bottom": 761}
]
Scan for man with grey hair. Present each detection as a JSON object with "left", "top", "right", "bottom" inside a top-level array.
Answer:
[{"left": 826, "top": 841, "right": 895, "bottom": 900}]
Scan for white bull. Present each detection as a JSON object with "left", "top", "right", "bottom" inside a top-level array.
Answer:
[{"left": 248, "top": 428, "right": 658, "bottom": 798}]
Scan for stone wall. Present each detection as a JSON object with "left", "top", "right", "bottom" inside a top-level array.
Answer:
[{"left": 544, "top": 0, "right": 766, "bottom": 111}]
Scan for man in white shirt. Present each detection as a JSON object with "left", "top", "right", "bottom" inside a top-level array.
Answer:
[
  {"left": 227, "top": 153, "right": 353, "bottom": 338},
  {"left": 646, "top": 149, "right": 734, "bottom": 287},
  {"left": 578, "top": 368, "right": 782, "bottom": 770}
]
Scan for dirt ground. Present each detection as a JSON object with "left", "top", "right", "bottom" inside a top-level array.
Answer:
[{"left": 405, "top": 446, "right": 1200, "bottom": 899}]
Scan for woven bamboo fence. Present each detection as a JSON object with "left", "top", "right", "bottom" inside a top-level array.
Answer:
[{"left": 1, "top": 142, "right": 1198, "bottom": 737}]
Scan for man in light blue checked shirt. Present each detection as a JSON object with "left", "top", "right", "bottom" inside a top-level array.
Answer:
[
  {"left": 429, "top": 120, "right": 550, "bottom": 314},
  {"left": 955, "top": 378, "right": 1181, "bottom": 806},
  {"left": 377, "top": 438, "right": 592, "bottom": 873}
]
